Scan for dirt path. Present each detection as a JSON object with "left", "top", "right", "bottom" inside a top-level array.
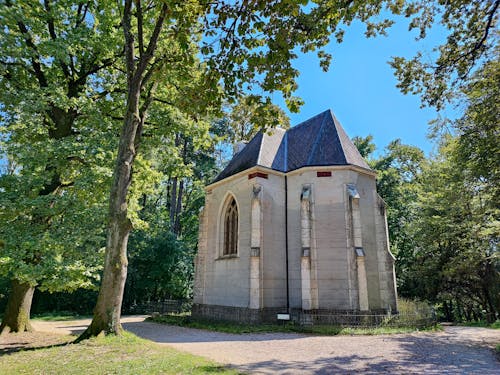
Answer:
[{"left": 32, "top": 316, "right": 500, "bottom": 374}]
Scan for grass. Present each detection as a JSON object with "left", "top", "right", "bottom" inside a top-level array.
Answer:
[
  {"left": 457, "top": 320, "right": 500, "bottom": 329},
  {"left": 148, "top": 314, "right": 441, "bottom": 335},
  {"left": 0, "top": 331, "right": 236, "bottom": 375},
  {"left": 31, "top": 312, "right": 92, "bottom": 321}
]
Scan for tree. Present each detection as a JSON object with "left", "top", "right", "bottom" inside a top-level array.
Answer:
[
  {"left": 353, "top": 137, "right": 426, "bottom": 297},
  {"left": 390, "top": 1, "right": 499, "bottom": 109},
  {"left": 372, "top": 140, "right": 425, "bottom": 255},
  {"left": 454, "top": 58, "right": 500, "bottom": 206},
  {"left": 0, "top": 0, "right": 121, "bottom": 333},
  {"left": 385, "top": 1, "right": 499, "bottom": 320},
  {"left": 77, "top": 0, "right": 207, "bottom": 339},
  {"left": 388, "top": 60, "right": 499, "bottom": 321},
  {"left": 408, "top": 136, "right": 499, "bottom": 321},
  {"left": 352, "top": 135, "right": 376, "bottom": 158},
  {"left": 223, "top": 96, "right": 290, "bottom": 144},
  {"left": 79, "top": 0, "right": 401, "bottom": 338}
]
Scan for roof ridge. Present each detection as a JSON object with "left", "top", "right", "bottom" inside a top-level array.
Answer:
[
  {"left": 283, "top": 130, "right": 288, "bottom": 172},
  {"left": 287, "top": 109, "right": 329, "bottom": 132},
  {"left": 256, "top": 130, "right": 263, "bottom": 165},
  {"left": 330, "top": 109, "right": 370, "bottom": 169},
  {"left": 306, "top": 111, "right": 328, "bottom": 165},
  {"left": 330, "top": 109, "right": 348, "bottom": 165}
]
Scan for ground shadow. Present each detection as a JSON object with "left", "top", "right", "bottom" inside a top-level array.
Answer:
[
  {"left": 232, "top": 334, "right": 499, "bottom": 374},
  {"left": 50, "top": 324, "right": 87, "bottom": 335},
  {"left": 0, "top": 340, "right": 73, "bottom": 356},
  {"left": 123, "top": 321, "right": 499, "bottom": 374},
  {"left": 122, "top": 320, "right": 311, "bottom": 344}
]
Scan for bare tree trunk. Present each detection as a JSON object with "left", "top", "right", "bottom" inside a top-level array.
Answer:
[
  {"left": 169, "top": 134, "right": 181, "bottom": 230},
  {"left": 0, "top": 280, "right": 35, "bottom": 333},
  {"left": 174, "top": 179, "right": 184, "bottom": 235},
  {"left": 170, "top": 177, "right": 178, "bottom": 227},
  {"left": 173, "top": 137, "right": 188, "bottom": 236},
  {"left": 481, "top": 260, "right": 498, "bottom": 323}
]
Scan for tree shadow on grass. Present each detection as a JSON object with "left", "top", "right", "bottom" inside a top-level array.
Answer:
[{"left": 0, "top": 339, "right": 73, "bottom": 356}]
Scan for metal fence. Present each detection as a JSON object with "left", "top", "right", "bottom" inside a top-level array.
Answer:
[
  {"left": 296, "top": 310, "right": 436, "bottom": 328},
  {"left": 130, "top": 299, "right": 436, "bottom": 328}
]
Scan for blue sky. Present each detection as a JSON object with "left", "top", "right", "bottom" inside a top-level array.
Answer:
[{"left": 272, "top": 16, "right": 457, "bottom": 156}]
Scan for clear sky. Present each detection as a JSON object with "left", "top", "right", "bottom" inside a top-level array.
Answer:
[{"left": 272, "top": 16, "right": 457, "bottom": 156}]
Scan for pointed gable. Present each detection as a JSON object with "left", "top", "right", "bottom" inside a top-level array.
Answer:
[{"left": 213, "top": 109, "right": 370, "bottom": 183}]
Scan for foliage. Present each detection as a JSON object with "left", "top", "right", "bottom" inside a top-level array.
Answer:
[
  {"left": 352, "top": 135, "right": 376, "bottom": 158},
  {"left": 402, "top": 136, "right": 498, "bottom": 322},
  {"left": 222, "top": 96, "right": 290, "bottom": 144},
  {"left": 31, "top": 289, "right": 98, "bottom": 316},
  {"left": 0, "top": 331, "right": 235, "bottom": 375},
  {"left": 353, "top": 136, "right": 426, "bottom": 297},
  {"left": 0, "top": 0, "right": 121, "bottom": 296},
  {"left": 371, "top": 140, "right": 426, "bottom": 295},
  {"left": 120, "top": 114, "right": 228, "bottom": 307},
  {"left": 453, "top": 59, "right": 500, "bottom": 209},
  {"left": 200, "top": 1, "right": 397, "bottom": 111},
  {"left": 389, "top": 0, "right": 499, "bottom": 109},
  {"left": 457, "top": 320, "right": 500, "bottom": 329},
  {"left": 125, "top": 226, "right": 195, "bottom": 304},
  {"left": 81, "top": 0, "right": 405, "bottom": 337},
  {"left": 0, "top": 276, "right": 8, "bottom": 308},
  {"left": 400, "top": 59, "right": 500, "bottom": 322}
]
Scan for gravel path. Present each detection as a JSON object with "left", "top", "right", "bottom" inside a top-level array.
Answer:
[{"left": 32, "top": 316, "right": 500, "bottom": 374}]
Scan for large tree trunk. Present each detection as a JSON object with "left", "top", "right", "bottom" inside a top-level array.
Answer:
[
  {"left": 77, "top": 90, "right": 140, "bottom": 340},
  {"left": 0, "top": 280, "right": 35, "bottom": 333},
  {"left": 77, "top": 0, "right": 167, "bottom": 341}
]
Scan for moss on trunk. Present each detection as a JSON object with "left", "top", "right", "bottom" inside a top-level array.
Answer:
[{"left": 0, "top": 279, "right": 35, "bottom": 333}]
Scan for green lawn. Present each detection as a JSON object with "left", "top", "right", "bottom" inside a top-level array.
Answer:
[
  {"left": 31, "top": 313, "right": 92, "bottom": 321},
  {"left": 149, "top": 314, "right": 441, "bottom": 335},
  {"left": 0, "top": 332, "right": 236, "bottom": 375},
  {"left": 457, "top": 320, "right": 500, "bottom": 329}
]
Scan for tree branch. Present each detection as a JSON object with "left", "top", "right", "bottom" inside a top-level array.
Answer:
[
  {"left": 437, "top": 1, "right": 499, "bottom": 78},
  {"left": 43, "top": 0, "right": 71, "bottom": 79},
  {"left": 123, "top": 0, "right": 136, "bottom": 83},
  {"left": 76, "top": 1, "right": 90, "bottom": 28},
  {"left": 135, "top": 0, "right": 145, "bottom": 56},
  {"left": 6, "top": 0, "right": 48, "bottom": 87},
  {"left": 135, "top": 80, "right": 158, "bottom": 149},
  {"left": 134, "top": 3, "right": 168, "bottom": 80}
]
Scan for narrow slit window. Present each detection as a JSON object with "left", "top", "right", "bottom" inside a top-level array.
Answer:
[{"left": 223, "top": 198, "right": 238, "bottom": 255}]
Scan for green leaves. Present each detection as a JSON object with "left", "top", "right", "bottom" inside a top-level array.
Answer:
[
  {"left": 386, "top": 61, "right": 500, "bottom": 319},
  {"left": 0, "top": 0, "right": 121, "bottom": 293},
  {"left": 389, "top": 0, "right": 499, "bottom": 109},
  {"left": 201, "top": 0, "right": 394, "bottom": 112}
]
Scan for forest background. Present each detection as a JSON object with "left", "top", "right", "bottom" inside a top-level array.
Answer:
[{"left": 0, "top": 0, "right": 498, "bottom": 333}]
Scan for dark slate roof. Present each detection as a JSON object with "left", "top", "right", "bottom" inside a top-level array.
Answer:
[{"left": 213, "top": 109, "right": 371, "bottom": 183}]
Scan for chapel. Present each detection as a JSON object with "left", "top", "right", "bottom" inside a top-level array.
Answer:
[{"left": 192, "top": 109, "right": 398, "bottom": 323}]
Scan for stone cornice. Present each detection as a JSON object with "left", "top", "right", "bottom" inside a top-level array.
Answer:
[{"left": 206, "top": 164, "right": 376, "bottom": 191}]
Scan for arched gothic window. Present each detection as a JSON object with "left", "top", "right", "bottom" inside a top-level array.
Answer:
[{"left": 223, "top": 197, "right": 238, "bottom": 255}]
